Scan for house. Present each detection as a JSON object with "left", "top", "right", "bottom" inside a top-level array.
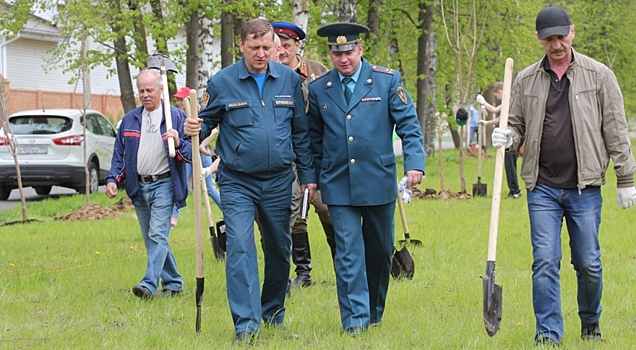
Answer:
[{"left": 1, "top": 10, "right": 221, "bottom": 122}]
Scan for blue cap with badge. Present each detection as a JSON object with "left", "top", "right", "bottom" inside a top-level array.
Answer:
[
  {"left": 271, "top": 21, "right": 306, "bottom": 41},
  {"left": 316, "top": 22, "right": 370, "bottom": 52}
]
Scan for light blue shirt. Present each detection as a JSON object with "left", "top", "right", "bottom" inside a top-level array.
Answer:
[{"left": 338, "top": 64, "right": 363, "bottom": 95}]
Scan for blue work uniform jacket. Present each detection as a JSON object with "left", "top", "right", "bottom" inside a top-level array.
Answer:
[
  {"left": 105, "top": 105, "right": 192, "bottom": 208},
  {"left": 307, "top": 60, "right": 426, "bottom": 206},
  {"left": 198, "top": 58, "right": 315, "bottom": 185}
]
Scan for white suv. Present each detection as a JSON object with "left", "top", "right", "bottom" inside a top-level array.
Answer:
[{"left": 0, "top": 109, "right": 116, "bottom": 200}]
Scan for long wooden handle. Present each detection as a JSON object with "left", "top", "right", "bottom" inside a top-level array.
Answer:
[
  {"left": 160, "top": 66, "right": 176, "bottom": 158},
  {"left": 189, "top": 89, "right": 204, "bottom": 279},
  {"left": 397, "top": 190, "right": 411, "bottom": 244},
  {"left": 487, "top": 58, "right": 514, "bottom": 262}
]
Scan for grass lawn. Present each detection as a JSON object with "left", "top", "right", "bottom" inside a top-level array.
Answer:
[{"left": 1, "top": 149, "right": 635, "bottom": 349}]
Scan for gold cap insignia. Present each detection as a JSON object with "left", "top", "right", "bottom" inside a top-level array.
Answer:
[
  {"left": 396, "top": 86, "right": 408, "bottom": 105},
  {"left": 336, "top": 35, "right": 347, "bottom": 44}
]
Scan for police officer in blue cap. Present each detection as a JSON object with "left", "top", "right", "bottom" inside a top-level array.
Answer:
[{"left": 307, "top": 22, "right": 426, "bottom": 336}]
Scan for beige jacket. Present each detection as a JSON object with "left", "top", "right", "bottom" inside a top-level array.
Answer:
[{"left": 508, "top": 49, "right": 635, "bottom": 190}]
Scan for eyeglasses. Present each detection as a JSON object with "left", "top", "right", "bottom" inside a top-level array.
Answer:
[{"left": 146, "top": 114, "right": 158, "bottom": 133}]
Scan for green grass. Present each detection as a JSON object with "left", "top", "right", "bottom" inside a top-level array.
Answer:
[{"left": 1, "top": 150, "right": 635, "bottom": 349}]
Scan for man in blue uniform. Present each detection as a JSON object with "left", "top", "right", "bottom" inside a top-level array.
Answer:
[
  {"left": 183, "top": 18, "right": 316, "bottom": 344},
  {"left": 307, "top": 22, "right": 426, "bottom": 336}
]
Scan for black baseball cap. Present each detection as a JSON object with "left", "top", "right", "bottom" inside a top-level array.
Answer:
[{"left": 536, "top": 6, "right": 571, "bottom": 39}]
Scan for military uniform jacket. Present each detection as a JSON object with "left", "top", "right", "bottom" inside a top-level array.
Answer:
[
  {"left": 198, "top": 59, "right": 315, "bottom": 184},
  {"left": 307, "top": 60, "right": 425, "bottom": 206},
  {"left": 296, "top": 56, "right": 328, "bottom": 112}
]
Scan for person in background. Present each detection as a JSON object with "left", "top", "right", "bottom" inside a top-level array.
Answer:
[
  {"left": 476, "top": 82, "right": 521, "bottom": 198},
  {"left": 307, "top": 22, "right": 425, "bottom": 336},
  {"left": 183, "top": 18, "right": 316, "bottom": 345},
  {"left": 271, "top": 32, "right": 282, "bottom": 62},
  {"left": 491, "top": 5, "right": 636, "bottom": 346},
  {"left": 272, "top": 20, "right": 334, "bottom": 288},
  {"left": 468, "top": 104, "right": 480, "bottom": 145},
  {"left": 170, "top": 86, "right": 221, "bottom": 228},
  {"left": 105, "top": 69, "right": 192, "bottom": 299}
]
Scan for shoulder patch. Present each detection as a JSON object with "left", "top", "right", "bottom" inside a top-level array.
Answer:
[
  {"left": 310, "top": 70, "right": 331, "bottom": 84},
  {"left": 371, "top": 65, "right": 395, "bottom": 75}
]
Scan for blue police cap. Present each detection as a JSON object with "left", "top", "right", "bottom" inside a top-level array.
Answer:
[
  {"left": 316, "top": 22, "right": 370, "bottom": 52},
  {"left": 271, "top": 21, "right": 306, "bottom": 41}
]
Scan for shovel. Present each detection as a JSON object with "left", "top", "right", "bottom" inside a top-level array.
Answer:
[
  {"left": 483, "top": 57, "right": 513, "bottom": 337},
  {"left": 472, "top": 105, "right": 488, "bottom": 197},
  {"left": 397, "top": 187, "right": 423, "bottom": 246},
  {"left": 391, "top": 195, "right": 415, "bottom": 279}
]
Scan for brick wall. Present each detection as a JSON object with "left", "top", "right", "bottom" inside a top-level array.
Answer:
[{"left": 1, "top": 74, "right": 125, "bottom": 125}]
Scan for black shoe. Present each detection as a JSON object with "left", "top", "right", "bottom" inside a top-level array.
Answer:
[
  {"left": 233, "top": 331, "right": 254, "bottom": 345},
  {"left": 345, "top": 326, "right": 364, "bottom": 337},
  {"left": 581, "top": 322, "right": 602, "bottom": 341},
  {"left": 291, "top": 275, "right": 314, "bottom": 287},
  {"left": 160, "top": 289, "right": 182, "bottom": 297},
  {"left": 132, "top": 285, "right": 153, "bottom": 299}
]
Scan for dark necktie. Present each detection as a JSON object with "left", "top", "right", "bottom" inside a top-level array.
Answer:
[{"left": 342, "top": 77, "right": 352, "bottom": 104}]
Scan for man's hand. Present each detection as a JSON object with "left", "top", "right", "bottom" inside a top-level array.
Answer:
[
  {"left": 492, "top": 127, "right": 512, "bottom": 148},
  {"left": 478, "top": 120, "right": 489, "bottom": 126},
  {"left": 201, "top": 166, "right": 213, "bottom": 179},
  {"left": 184, "top": 118, "right": 202, "bottom": 137},
  {"left": 106, "top": 182, "right": 118, "bottom": 198},
  {"left": 475, "top": 94, "right": 486, "bottom": 105},
  {"left": 301, "top": 183, "right": 318, "bottom": 204},
  {"left": 165, "top": 129, "right": 180, "bottom": 147},
  {"left": 404, "top": 170, "right": 424, "bottom": 189},
  {"left": 616, "top": 187, "right": 636, "bottom": 209}
]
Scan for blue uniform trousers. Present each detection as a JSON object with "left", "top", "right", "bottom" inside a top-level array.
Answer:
[
  {"left": 329, "top": 202, "right": 395, "bottom": 330},
  {"left": 218, "top": 163, "right": 294, "bottom": 334}
]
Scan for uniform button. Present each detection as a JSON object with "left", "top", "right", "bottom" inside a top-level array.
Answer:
[
  {"left": 350, "top": 159, "right": 356, "bottom": 164},
  {"left": 346, "top": 115, "right": 352, "bottom": 120},
  {"left": 348, "top": 136, "right": 354, "bottom": 142}
]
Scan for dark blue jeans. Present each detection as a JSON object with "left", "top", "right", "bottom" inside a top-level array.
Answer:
[{"left": 528, "top": 184, "right": 602, "bottom": 342}]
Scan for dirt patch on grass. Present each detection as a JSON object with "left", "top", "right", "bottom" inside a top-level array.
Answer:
[{"left": 62, "top": 197, "right": 135, "bottom": 221}]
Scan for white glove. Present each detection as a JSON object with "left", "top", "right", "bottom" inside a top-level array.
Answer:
[
  {"left": 478, "top": 120, "right": 489, "bottom": 126},
  {"left": 492, "top": 128, "right": 512, "bottom": 148},
  {"left": 475, "top": 94, "right": 486, "bottom": 105},
  {"left": 201, "top": 166, "right": 212, "bottom": 179},
  {"left": 616, "top": 187, "right": 636, "bottom": 209},
  {"left": 398, "top": 176, "right": 413, "bottom": 203}
]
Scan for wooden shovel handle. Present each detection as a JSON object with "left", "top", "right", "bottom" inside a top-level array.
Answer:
[
  {"left": 160, "top": 66, "right": 176, "bottom": 157},
  {"left": 397, "top": 190, "right": 410, "bottom": 244},
  {"left": 487, "top": 58, "right": 514, "bottom": 261},
  {"left": 188, "top": 89, "right": 204, "bottom": 279}
]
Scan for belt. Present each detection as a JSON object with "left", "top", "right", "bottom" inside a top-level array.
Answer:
[{"left": 138, "top": 171, "right": 171, "bottom": 184}]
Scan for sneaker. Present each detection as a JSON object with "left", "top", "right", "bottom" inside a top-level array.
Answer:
[
  {"left": 132, "top": 284, "right": 153, "bottom": 299},
  {"left": 507, "top": 192, "right": 522, "bottom": 199},
  {"left": 581, "top": 322, "right": 602, "bottom": 341}
]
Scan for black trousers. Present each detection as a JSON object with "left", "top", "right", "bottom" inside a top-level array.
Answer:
[{"left": 505, "top": 152, "right": 520, "bottom": 195}]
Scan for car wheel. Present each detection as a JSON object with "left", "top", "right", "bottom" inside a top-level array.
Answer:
[
  {"left": 0, "top": 186, "right": 10, "bottom": 200},
  {"left": 34, "top": 186, "right": 52, "bottom": 196},
  {"left": 77, "top": 163, "right": 99, "bottom": 194}
]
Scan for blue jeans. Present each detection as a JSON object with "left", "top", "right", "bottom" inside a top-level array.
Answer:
[
  {"left": 135, "top": 178, "right": 183, "bottom": 294},
  {"left": 218, "top": 163, "right": 294, "bottom": 334},
  {"left": 172, "top": 153, "right": 222, "bottom": 218},
  {"left": 527, "top": 184, "right": 602, "bottom": 342}
]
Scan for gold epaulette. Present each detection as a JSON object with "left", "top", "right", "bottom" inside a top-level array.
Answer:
[{"left": 371, "top": 65, "right": 395, "bottom": 75}]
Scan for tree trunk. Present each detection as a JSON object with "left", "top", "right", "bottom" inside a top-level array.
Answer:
[
  {"left": 417, "top": 1, "right": 434, "bottom": 156},
  {"left": 339, "top": 0, "right": 356, "bottom": 22},
  {"left": 425, "top": 33, "right": 437, "bottom": 159},
  {"left": 128, "top": 0, "right": 149, "bottom": 65},
  {"left": 293, "top": 0, "right": 309, "bottom": 55},
  {"left": 221, "top": 11, "right": 234, "bottom": 68},
  {"left": 185, "top": 5, "right": 199, "bottom": 89},
  {"left": 110, "top": 0, "right": 136, "bottom": 113},
  {"left": 148, "top": 0, "right": 175, "bottom": 96},
  {"left": 366, "top": 0, "right": 381, "bottom": 57},
  {"left": 197, "top": 14, "right": 215, "bottom": 99}
]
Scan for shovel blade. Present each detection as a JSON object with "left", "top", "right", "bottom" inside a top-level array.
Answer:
[
  {"left": 483, "top": 262, "right": 503, "bottom": 336},
  {"left": 147, "top": 53, "right": 178, "bottom": 73},
  {"left": 209, "top": 226, "right": 225, "bottom": 261},
  {"left": 391, "top": 246, "right": 414, "bottom": 279},
  {"left": 215, "top": 219, "right": 227, "bottom": 252},
  {"left": 472, "top": 180, "right": 488, "bottom": 197}
]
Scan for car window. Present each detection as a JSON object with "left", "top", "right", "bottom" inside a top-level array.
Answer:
[
  {"left": 9, "top": 116, "right": 72, "bottom": 135},
  {"left": 95, "top": 114, "right": 116, "bottom": 137}
]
